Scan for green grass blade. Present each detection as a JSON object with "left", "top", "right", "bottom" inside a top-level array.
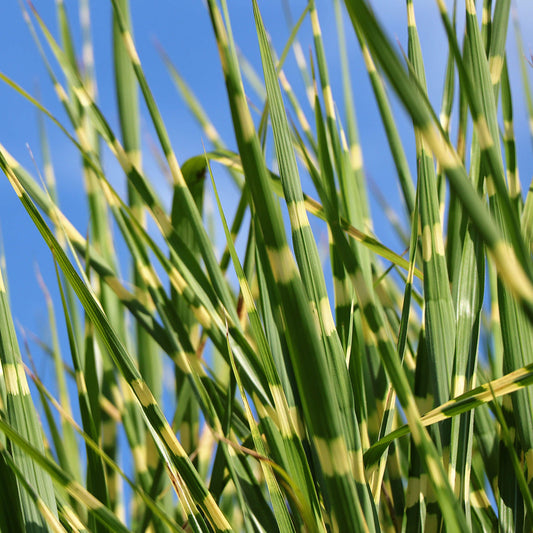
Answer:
[
  {"left": 207, "top": 0, "right": 372, "bottom": 529},
  {"left": 0, "top": 151, "right": 232, "bottom": 531},
  {"left": 0, "top": 268, "right": 58, "bottom": 531}
]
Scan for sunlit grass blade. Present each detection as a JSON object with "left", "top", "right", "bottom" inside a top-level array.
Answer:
[
  {"left": 0, "top": 441, "right": 66, "bottom": 533},
  {"left": 254, "top": 0, "right": 368, "bottom": 503},
  {"left": 0, "top": 151, "right": 232, "bottom": 531},
  {"left": 407, "top": 0, "right": 455, "bottom": 414},
  {"left": 113, "top": 1, "right": 168, "bottom": 525},
  {"left": 0, "top": 266, "right": 58, "bottom": 531},
  {"left": 207, "top": 0, "right": 373, "bottom": 529},
  {"left": 0, "top": 416, "right": 134, "bottom": 533},
  {"left": 108, "top": 0, "right": 239, "bottom": 326},
  {"left": 342, "top": 0, "right": 533, "bottom": 317},
  {"left": 25, "top": 345, "right": 184, "bottom": 533},
  {"left": 501, "top": 60, "right": 521, "bottom": 212},
  {"left": 181, "top": 150, "right": 421, "bottom": 277},
  {"left": 364, "top": 359, "right": 533, "bottom": 468},
  {"left": 370, "top": 183, "right": 420, "bottom": 506},
  {"left": 209, "top": 152, "right": 325, "bottom": 529},
  {"left": 211, "top": 164, "right": 297, "bottom": 530},
  {"left": 463, "top": 2, "right": 533, "bottom": 520}
]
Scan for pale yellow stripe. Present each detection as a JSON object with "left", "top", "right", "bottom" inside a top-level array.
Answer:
[
  {"left": 270, "top": 384, "right": 291, "bottom": 436},
  {"left": 203, "top": 493, "right": 231, "bottom": 530},
  {"left": 236, "top": 96, "right": 255, "bottom": 141},
  {"left": 452, "top": 374, "right": 467, "bottom": 398},
  {"left": 421, "top": 123, "right": 460, "bottom": 168},
  {"left": 67, "top": 481, "right": 99, "bottom": 510},
  {"left": 465, "top": 0, "right": 477, "bottom": 15},
  {"left": 3, "top": 364, "right": 19, "bottom": 395},
  {"left": 16, "top": 364, "right": 29, "bottom": 395},
  {"left": 433, "top": 223, "right": 445, "bottom": 256},
  {"left": 425, "top": 455, "right": 444, "bottom": 488},
  {"left": 352, "top": 270, "right": 372, "bottom": 308},
  {"left": 100, "top": 179, "right": 120, "bottom": 207},
  {"left": 288, "top": 406, "right": 306, "bottom": 441},
  {"left": 511, "top": 170, "right": 522, "bottom": 198},
  {"left": 287, "top": 201, "right": 309, "bottom": 231},
  {"left": 439, "top": 111, "right": 450, "bottom": 130},
  {"left": 253, "top": 393, "right": 268, "bottom": 419},
  {"left": 296, "top": 106, "right": 311, "bottom": 133},
  {"left": 361, "top": 44, "right": 376, "bottom": 73},
  {"left": 350, "top": 449, "right": 366, "bottom": 484},
  {"left": 3, "top": 165, "right": 24, "bottom": 198},
  {"left": 267, "top": 245, "right": 298, "bottom": 284},
  {"left": 489, "top": 56, "right": 504, "bottom": 85},
  {"left": 160, "top": 423, "right": 185, "bottom": 457},
  {"left": 503, "top": 120, "right": 513, "bottom": 140},
  {"left": 62, "top": 504, "right": 86, "bottom": 530},
  {"left": 123, "top": 31, "right": 141, "bottom": 65},
  {"left": 310, "top": 7, "right": 320, "bottom": 37},
  {"left": 449, "top": 466, "right": 460, "bottom": 497},
  {"left": 113, "top": 139, "right": 132, "bottom": 174},
  {"left": 75, "top": 371, "right": 87, "bottom": 394},
  {"left": 474, "top": 117, "right": 493, "bottom": 150},
  {"left": 313, "top": 437, "right": 334, "bottom": 476},
  {"left": 470, "top": 489, "right": 490, "bottom": 509},
  {"left": 204, "top": 123, "right": 219, "bottom": 143},
  {"left": 54, "top": 82, "right": 69, "bottom": 104},
  {"left": 314, "top": 436, "right": 352, "bottom": 477},
  {"left": 192, "top": 305, "right": 212, "bottom": 331},
  {"left": 329, "top": 437, "right": 352, "bottom": 476},
  {"left": 482, "top": 4, "right": 490, "bottom": 23},
  {"left": 406, "top": 1, "right": 416, "bottom": 27},
  {"left": 486, "top": 175, "right": 496, "bottom": 197},
  {"left": 105, "top": 276, "right": 134, "bottom": 302},
  {"left": 323, "top": 85, "right": 336, "bottom": 120},
  {"left": 167, "top": 152, "right": 185, "bottom": 187},
  {"left": 319, "top": 297, "right": 336, "bottom": 336},
  {"left": 350, "top": 143, "right": 363, "bottom": 172},
  {"left": 72, "top": 86, "right": 91, "bottom": 108},
  {"left": 168, "top": 266, "right": 187, "bottom": 294},
  {"left": 131, "top": 379, "right": 155, "bottom": 407},
  {"left": 137, "top": 263, "right": 159, "bottom": 289},
  {"left": 132, "top": 444, "right": 148, "bottom": 474}
]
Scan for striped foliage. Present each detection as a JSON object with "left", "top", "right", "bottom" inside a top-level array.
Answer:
[{"left": 0, "top": 1, "right": 532, "bottom": 531}]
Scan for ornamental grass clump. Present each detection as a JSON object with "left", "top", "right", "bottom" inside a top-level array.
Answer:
[{"left": 0, "top": 0, "right": 533, "bottom": 531}]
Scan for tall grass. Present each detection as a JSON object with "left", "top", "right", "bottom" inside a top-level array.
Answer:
[{"left": 0, "top": 0, "right": 532, "bottom": 531}]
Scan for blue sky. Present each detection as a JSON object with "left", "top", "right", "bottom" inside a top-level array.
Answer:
[{"left": 0, "top": 1, "right": 532, "bottom": 389}]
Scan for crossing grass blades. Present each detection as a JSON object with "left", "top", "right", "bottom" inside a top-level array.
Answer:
[{"left": 0, "top": 0, "right": 533, "bottom": 531}]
